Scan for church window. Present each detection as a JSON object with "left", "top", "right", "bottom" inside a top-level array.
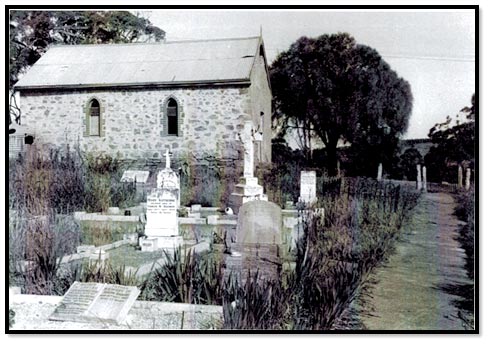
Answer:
[{"left": 167, "top": 98, "right": 178, "bottom": 136}]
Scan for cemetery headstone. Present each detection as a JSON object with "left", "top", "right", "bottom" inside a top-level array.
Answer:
[
  {"left": 465, "top": 168, "right": 471, "bottom": 190},
  {"left": 229, "top": 120, "right": 268, "bottom": 214},
  {"left": 236, "top": 200, "right": 282, "bottom": 245},
  {"left": 225, "top": 200, "right": 283, "bottom": 283},
  {"left": 422, "top": 166, "right": 427, "bottom": 191},
  {"left": 49, "top": 282, "right": 140, "bottom": 325},
  {"left": 458, "top": 165, "right": 463, "bottom": 188},
  {"left": 377, "top": 163, "right": 383, "bottom": 181},
  {"left": 299, "top": 171, "right": 317, "bottom": 204},
  {"left": 144, "top": 149, "right": 183, "bottom": 249},
  {"left": 416, "top": 164, "right": 422, "bottom": 190}
]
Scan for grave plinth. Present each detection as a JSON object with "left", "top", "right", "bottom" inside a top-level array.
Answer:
[{"left": 49, "top": 282, "right": 140, "bottom": 325}]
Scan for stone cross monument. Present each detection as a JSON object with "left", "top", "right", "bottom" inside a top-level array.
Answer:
[{"left": 229, "top": 120, "right": 268, "bottom": 214}]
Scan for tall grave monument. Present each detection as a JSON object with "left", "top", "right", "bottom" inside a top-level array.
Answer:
[
  {"left": 229, "top": 120, "right": 267, "bottom": 214},
  {"left": 144, "top": 150, "right": 183, "bottom": 249}
]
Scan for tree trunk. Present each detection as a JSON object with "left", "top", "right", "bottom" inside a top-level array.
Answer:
[{"left": 326, "top": 137, "right": 338, "bottom": 176}]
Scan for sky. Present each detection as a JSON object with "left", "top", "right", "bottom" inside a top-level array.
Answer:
[{"left": 147, "top": 9, "right": 476, "bottom": 140}]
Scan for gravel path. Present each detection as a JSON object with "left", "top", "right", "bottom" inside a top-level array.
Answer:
[{"left": 360, "top": 192, "right": 473, "bottom": 330}]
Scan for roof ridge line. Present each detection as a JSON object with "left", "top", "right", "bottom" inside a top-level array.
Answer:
[{"left": 48, "top": 36, "right": 262, "bottom": 49}]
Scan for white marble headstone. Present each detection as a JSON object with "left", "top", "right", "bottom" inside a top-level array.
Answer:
[{"left": 300, "top": 171, "right": 317, "bottom": 204}]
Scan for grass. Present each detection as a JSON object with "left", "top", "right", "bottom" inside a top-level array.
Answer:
[
  {"left": 107, "top": 245, "right": 163, "bottom": 268},
  {"left": 80, "top": 220, "right": 142, "bottom": 246}
]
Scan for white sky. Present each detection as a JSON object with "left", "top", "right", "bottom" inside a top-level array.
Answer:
[{"left": 148, "top": 10, "right": 476, "bottom": 139}]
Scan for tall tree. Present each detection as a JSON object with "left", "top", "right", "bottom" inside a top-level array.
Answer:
[
  {"left": 9, "top": 11, "right": 165, "bottom": 123},
  {"left": 270, "top": 33, "right": 413, "bottom": 175},
  {"left": 425, "top": 94, "right": 475, "bottom": 182}
]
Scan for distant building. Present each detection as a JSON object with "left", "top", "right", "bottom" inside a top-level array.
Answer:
[
  {"left": 8, "top": 123, "right": 30, "bottom": 158},
  {"left": 14, "top": 37, "right": 272, "bottom": 163},
  {"left": 400, "top": 138, "right": 433, "bottom": 158}
]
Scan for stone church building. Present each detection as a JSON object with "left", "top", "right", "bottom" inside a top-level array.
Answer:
[{"left": 14, "top": 36, "right": 272, "bottom": 163}]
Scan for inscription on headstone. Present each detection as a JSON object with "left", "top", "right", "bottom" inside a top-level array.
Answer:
[
  {"left": 300, "top": 171, "right": 316, "bottom": 204},
  {"left": 49, "top": 282, "right": 140, "bottom": 325}
]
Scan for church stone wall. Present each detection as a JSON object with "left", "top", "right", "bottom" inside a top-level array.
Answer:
[{"left": 19, "top": 86, "right": 256, "bottom": 162}]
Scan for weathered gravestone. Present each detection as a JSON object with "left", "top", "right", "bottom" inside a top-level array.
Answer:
[
  {"left": 377, "top": 163, "right": 383, "bottom": 181},
  {"left": 236, "top": 200, "right": 282, "bottom": 245},
  {"left": 226, "top": 200, "right": 282, "bottom": 283},
  {"left": 145, "top": 150, "right": 183, "bottom": 249},
  {"left": 299, "top": 171, "right": 317, "bottom": 204},
  {"left": 49, "top": 282, "right": 140, "bottom": 325},
  {"left": 458, "top": 165, "right": 463, "bottom": 188},
  {"left": 416, "top": 164, "right": 422, "bottom": 190}
]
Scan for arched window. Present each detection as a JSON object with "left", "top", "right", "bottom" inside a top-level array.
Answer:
[
  {"left": 89, "top": 99, "right": 100, "bottom": 136},
  {"left": 167, "top": 98, "right": 178, "bottom": 136}
]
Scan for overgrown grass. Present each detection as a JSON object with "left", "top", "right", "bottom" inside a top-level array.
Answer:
[
  {"left": 9, "top": 210, "right": 82, "bottom": 295},
  {"left": 140, "top": 247, "right": 224, "bottom": 305},
  {"left": 222, "top": 184, "right": 419, "bottom": 330},
  {"left": 454, "top": 187, "right": 475, "bottom": 280}
]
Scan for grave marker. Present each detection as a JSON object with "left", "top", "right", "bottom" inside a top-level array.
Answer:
[
  {"left": 416, "top": 164, "right": 422, "bottom": 190},
  {"left": 236, "top": 200, "right": 282, "bottom": 245},
  {"left": 49, "top": 282, "right": 140, "bottom": 325},
  {"left": 465, "top": 168, "right": 471, "bottom": 190},
  {"left": 144, "top": 149, "right": 183, "bottom": 249},
  {"left": 458, "top": 165, "right": 463, "bottom": 188},
  {"left": 299, "top": 171, "right": 317, "bottom": 204},
  {"left": 229, "top": 120, "right": 267, "bottom": 214},
  {"left": 121, "top": 170, "right": 149, "bottom": 184}
]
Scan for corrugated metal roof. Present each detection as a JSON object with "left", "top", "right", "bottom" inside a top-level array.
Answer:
[{"left": 15, "top": 37, "right": 263, "bottom": 90}]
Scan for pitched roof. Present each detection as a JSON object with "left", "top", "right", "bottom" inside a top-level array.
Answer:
[{"left": 14, "top": 36, "right": 266, "bottom": 90}]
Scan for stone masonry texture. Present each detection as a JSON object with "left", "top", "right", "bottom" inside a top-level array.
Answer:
[{"left": 18, "top": 56, "right": 272, "bottom": 164}]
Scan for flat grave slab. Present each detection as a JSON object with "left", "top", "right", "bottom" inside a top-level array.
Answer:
[
  {"left": 121, "top": 170, "right": 149, "bottom": 184},
  {"left": 49, "top": 282, "right": 140, "bottom": 325}
]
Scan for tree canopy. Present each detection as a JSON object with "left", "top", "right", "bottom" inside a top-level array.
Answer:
[
  {"left": 9, "top": 11, "right": 165, "bottom": 124},
  {"left": 270, "top": 33, "right": 413, "bottom": 176},
  {"left": 10, "top": 11, "right": 165, "bottom": 87},
  {"left": 424, "top": 94, "right": 475, "bottom": 182}
]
